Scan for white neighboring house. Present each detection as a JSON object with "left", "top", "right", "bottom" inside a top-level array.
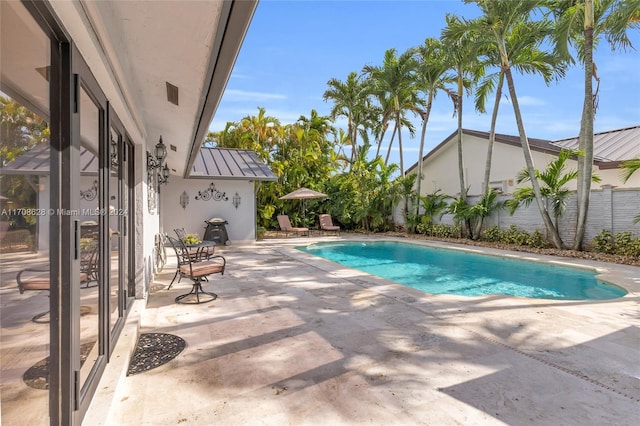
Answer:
[{"left": 406, "top": 126, "right": 640, "bottom": 198}]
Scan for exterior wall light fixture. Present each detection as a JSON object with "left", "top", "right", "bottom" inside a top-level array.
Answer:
[
  {"left": 180, "top": 191, "right": 189, "bottom": 210},
  {"left": 232, "top": 192, "right": 241, "bottom": 209},
  {"left": 147, "top": 136, "right": 169, "bottom": 185}
]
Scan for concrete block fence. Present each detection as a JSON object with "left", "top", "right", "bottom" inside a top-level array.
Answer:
[{"left": 396, "top": 185, "right": 640, "bottom": 246}]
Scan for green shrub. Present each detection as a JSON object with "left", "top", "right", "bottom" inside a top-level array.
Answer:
[
  {"left": 613, "top": 232, "right": 640, "bottom": 257},
  {"left": 592, "top": 230, "right": 614, "bottom": 254},
  {"left": 482, "top": 225, "right": 502, "bottom": 242},
  {"left": 416, "top": 223, "right": 459, "bottom": 239},
  {"left": 526, "top": 230, "right": 549, "bottom": 248},
  {"left": 592, "top": 230, "right": 640, "bottom": 257},
  {"left": 501, "top": 225, "right": 529, "bottom": 246}
]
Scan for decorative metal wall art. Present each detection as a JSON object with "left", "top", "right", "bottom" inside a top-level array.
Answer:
[
  {"left": 80, "top": 180, "right": 98, "bottom": 201},
  {"left": 195, "top": 183, "right": 228, "bottom": 202},
  {"left": 232, "top": 192, "right": 241, "bottom": 209}
]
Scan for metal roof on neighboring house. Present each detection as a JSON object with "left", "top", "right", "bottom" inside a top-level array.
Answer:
[
  {"left": 405, "top": 126, "right": 640, "bottom": 174},
  {"left": 552, "top": 125, "right": 640, "bottom": 163},
  {"left": 189, "top": 147, "right": 278, "bottom": 181},
  {"left": 0, "top": 143, "right": 98, "bottom": 175}
]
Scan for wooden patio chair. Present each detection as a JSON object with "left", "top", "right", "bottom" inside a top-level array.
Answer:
[{"left": 277, "top": 215, "right": 309, "bottom": 237}]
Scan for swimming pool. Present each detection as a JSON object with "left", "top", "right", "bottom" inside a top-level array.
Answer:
[{"left": 297, "top": 241, "right": 627, "bottom": 300}]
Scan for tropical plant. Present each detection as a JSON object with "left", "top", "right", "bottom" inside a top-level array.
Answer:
[
  {"left": 506, "top": 149, "right": 601, "bottom": 242},
  {"left": 441, "top": 15, "right": 483, "bottom": 205},
  {"left": 449, "top": 0, "right": 564, "bottom": 248},
  {"left": 322, "top": 72, "right": 371, "bottom": 165},
  {"left": 362, "top": 48, "right": 423, "bottom": 178},
  {"left": 210, "top": 108, "right": 340, "bottom": 229},
  {"left": 550, "top": 0, "right": 640, "bottom": 250},
  {"left": 468, "top": 188, "right": 507, "bottom": 239},
  {"left": 410, "top": 38, "right": 455, "bottom": 218},
  {"left": 418, "top": 190, "right": 452, "bottom": 225},
  {"left": 0, "top": 96, "right": 48, "bottom": 223}
]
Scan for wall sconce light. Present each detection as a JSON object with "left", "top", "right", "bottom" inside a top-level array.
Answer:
[
  {"left": 180, "top": 191, "right": 189, "bottom": 210},
  {"left": 158, "top": 164, "right": 170, "bottom": 185},
  {"left": 232, "top": 192, "right": 241, "bottom": 209},
  {"left": 147, "top": 136, "right": 169, "bottom": 185}
]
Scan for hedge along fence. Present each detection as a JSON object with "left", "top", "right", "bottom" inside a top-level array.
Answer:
[{"left": 395, "top": 185, "right": 640, "bottom": 247}]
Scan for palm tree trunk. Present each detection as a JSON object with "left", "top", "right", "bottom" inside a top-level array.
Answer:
[
  {"left": 384, "top": 124, "right": 398, "bottom": 166},
  {"left": 397, "top": 109, "right": 410, "bottom": 224},
  {"left": 415, "top": 95, "right": 434, "bottom": 218},
  {"left": 397, "top": 110, "right": 405, "bottom": 178},
  {"left": 456, "top": 73, "right": 466, "bottom": 202},
  {"left": 455, "top": 72, "right": 469, "bottom": 238},
  {"left": 375, "top": 123, "right": 388, "bottom": 159},
  {"left": 474, "top": 72, "right": 505, "bottom": 239},
  {"left": 573, "top": 0, "right": 595, "bottom": 251},
  {"left": 504, "top": 68, "right": 563, "bottom": 249}
]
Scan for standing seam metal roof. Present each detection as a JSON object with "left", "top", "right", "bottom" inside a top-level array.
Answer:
[
  {"left": 551, "top": 126, "right": 640, "bottom": 162},
  {"left": 189, "top": 147, "right": 277, "bottom": 181}
]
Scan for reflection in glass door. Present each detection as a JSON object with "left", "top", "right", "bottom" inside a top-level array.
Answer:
[
  {"left": 109, "top": 127, "right": 121, "bottom": 333},
  {"left": 0, "top": 2, "right": 51, "bottom": 424},
  {"left": 78, "top": 86, "right": 101, "bottom": 391}
]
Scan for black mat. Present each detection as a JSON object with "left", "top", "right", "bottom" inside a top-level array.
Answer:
[
  {"left": 23, "top": 342, "right": 95, "bottom": 390},
  {"left": 126, "top": 333, "right": 186, "bottom": 376}
]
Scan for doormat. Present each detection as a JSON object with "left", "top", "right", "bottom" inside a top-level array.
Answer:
[
  {"left": 23, "top": 341, "right": 95, "bottom": 390},
  {"left": 126, "top": 333, "right": 186, "bottom": 376}
]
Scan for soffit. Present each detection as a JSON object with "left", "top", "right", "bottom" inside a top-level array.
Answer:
[{"left": 48, "top": 0, "right": 256, "bottom": 177}]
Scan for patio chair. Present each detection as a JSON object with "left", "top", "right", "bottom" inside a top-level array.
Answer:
[
  {"left": 174, "top": 228, "right": 215, "bottom": 260},
  {"left": 277, "top": 215, "right": 309, "bottom": 237},
  {"left": 80, "top": 239, "right": 99, "bottom": 287},
  {"left": 165, "top": 234, "right": 192, "bottom": 288},
  {"left": 166, "top": 235, "right": 226, "bottom": 304},
  {"left": 319, "top": 214, "right": 340, "bottom": 235}
]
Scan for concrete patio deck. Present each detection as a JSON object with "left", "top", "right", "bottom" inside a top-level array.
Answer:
[{"left": 3, "top": 235, "right": 608, "bottom": 424}]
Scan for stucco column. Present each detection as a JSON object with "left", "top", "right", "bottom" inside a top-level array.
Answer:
[{"left": 602, "top": 185, "right": 614, "bottom": 235}]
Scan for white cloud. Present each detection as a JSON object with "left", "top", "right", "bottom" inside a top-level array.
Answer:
[
  {"left": 223, "top": 89, "right": 287, "bottom": 102},
  {"left": 499, "top": 95, "right": 546, "bottom": 106}
]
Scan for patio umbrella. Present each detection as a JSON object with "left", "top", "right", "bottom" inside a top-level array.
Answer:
[{"left": 279, "top": 187, "right": 327, "bottom": 224}]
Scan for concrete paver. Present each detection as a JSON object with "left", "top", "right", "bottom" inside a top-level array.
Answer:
[{"left": 86, "top": 237, "right": 640, "bottom": 425}]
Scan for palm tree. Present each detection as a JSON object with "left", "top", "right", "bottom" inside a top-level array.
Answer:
[
  {"left": 446, "top": 0, "right": 564, "bottom": 248},
  {"left": 411, "top": 38, "right": 455, "bottom": 217},
  {"left": 323, "top": 72, "right": 371, "bottom": 165},
  {"left": 441, "top": 14, "right": 483, "bottom": 238},
  {"left": 550, "top": 0, "right": 639, "bottom": 250},
  {"left": 507, "top": 149, "right": 601, "bottom": 238},
  {"left": 362, "top": 48, "right": 423, "bottom": 178},
  {"left": 459, "top": 6, "right": 564, "bottom": 238}
]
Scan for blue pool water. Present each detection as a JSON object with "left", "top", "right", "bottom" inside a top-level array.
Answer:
[{"left": 297, "top": 241, "right": 627, "bottom": 300}]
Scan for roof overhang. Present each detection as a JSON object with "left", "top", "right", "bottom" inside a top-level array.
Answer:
[{"left": 4, "top": 0, "right": 257, "bottom": 178}]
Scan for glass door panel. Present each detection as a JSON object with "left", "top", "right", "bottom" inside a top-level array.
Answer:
[
  {"left": 78, "top": 86, "right": 101, "bottom": 390},
  {"left": 0, "top": 1, "right": 51, "bottom": 424},
  {"left": 109, "top": 127, "right": 121, "bottom": 331}
]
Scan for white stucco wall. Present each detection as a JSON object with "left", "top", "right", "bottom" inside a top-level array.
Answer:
[
  {"left": 160, "top": 176, "right": 256, "bottom": 245},
  {"left": 414, "top": 134, "right": 640, "bottom": 197}
]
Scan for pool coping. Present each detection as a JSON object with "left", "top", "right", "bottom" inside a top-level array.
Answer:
[{"left": 278, "top": 235, "right": 640, "bottom": 300}]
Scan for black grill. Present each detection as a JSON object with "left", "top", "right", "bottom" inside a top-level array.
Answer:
[{"left": 203, "top": 218, "right": 230, "bottom": 245}]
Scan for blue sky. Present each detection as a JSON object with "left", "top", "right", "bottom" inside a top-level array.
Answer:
[{"left": 210, "top": 0, "right": 640, "bottom": 168}]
